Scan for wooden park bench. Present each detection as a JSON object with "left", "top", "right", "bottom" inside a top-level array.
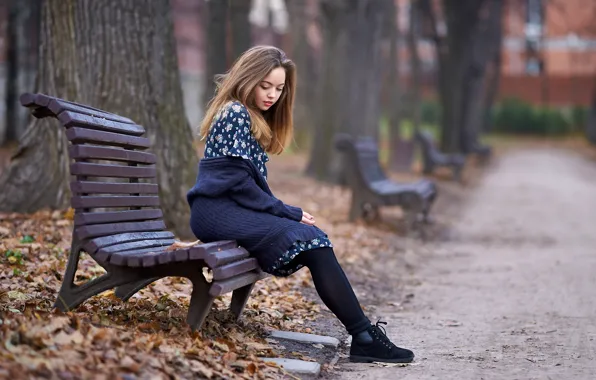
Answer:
[
  {"left": 467, "top": 141, "right": 492, "bottom": 163},
  {"left": 414, "top": 130, "right": 466, "bottom": 181},
  {"left": 335, "top": 134, "right": 437, "bottom": 225},
  {"left": 20, "top": 92, "right": 266, "bottom": 331}
]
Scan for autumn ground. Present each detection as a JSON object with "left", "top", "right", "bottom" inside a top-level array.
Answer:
[
  {"left": 1, "top": 138, "right": 595, "bottom": 379},
  {"left": 332, "top": 143, "right": 596, "bottom": 379}
]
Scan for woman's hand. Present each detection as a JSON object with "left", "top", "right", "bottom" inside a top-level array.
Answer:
[{"left": 301, "top": 211, "right": 316, "bottom": 226}]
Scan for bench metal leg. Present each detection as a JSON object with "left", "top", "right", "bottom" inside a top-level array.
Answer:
[
  {"left": 453, "top": 165, "right": 463, "bottom": 182},
  {"left": 114, "top": 277, "right": 161, "bottom": 301},
  {"left": 422, "top": 161, "right": 434, "bottom": 175},
  {"left": 348, "top": 192, "right": 364, "bottom": 221},
  {"left": 230, "top": 282, "right": 255, "bottom": 320},
  {"left": 186, "top": 271, "right": 215, "bottom": 331},
  {"left": 55, "top": 238, "right": 140, "bottom": 311}
]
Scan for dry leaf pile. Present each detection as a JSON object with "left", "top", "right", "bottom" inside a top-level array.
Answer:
[{"left": 0, "top": 155, "right": 419, "bottom": 379}]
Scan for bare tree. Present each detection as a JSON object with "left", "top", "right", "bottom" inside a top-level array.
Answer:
[
  {"left": 287, "top": 0, "right": 316, "bottom": 149},
  {"left": 588, "top": 84, "right": 596, "bottom": 144},
  {"left": 204, "top": 0, "right": 229, "bottom": 106},
  {"left": 230, "top": 0, "right": 252, "bottom": 61},
  {"left": 421, "top": 0, "right": 487, "bottom": 153},
  {"left": 0, "top": 0, "right": 197, "bottom": 238},
  {"left": 306, "top": 0, "right": 349, "bottom": 181},
  {"left": 460, "top": 0, "right": 503, "bottom": 152},
  {"left": 3, "top": 0, "right": 41, "bottom": 145}
]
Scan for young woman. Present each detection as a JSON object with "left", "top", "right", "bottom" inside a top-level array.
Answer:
[{"left": 187, "top": 46, "right": 414, "bottom": 364}]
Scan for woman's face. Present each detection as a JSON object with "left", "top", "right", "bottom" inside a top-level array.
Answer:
[{"left": 254, "top": 67, "right": 286, "bottom": 111}]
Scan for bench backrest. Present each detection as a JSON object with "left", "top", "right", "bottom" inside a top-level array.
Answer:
[
  {"left": 335, "top": 134, "right": 388, "bottom": 188},
  {"left": 20, "top": 93, "right": 170, "bottom": 261}
]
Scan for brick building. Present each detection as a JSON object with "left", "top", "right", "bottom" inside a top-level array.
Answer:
[
  {"left": 0, "top": 0, "right": 594, "bottom": 136},
  {"left": 499, "top": 0, "right": 596, "bottom": 106}
]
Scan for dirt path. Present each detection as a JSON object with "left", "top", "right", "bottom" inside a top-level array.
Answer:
[{"left": 333, "top": 149, "right": 596, "bottom": 379}]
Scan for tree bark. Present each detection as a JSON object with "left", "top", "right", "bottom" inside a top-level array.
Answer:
[
  {"left": 460, "top": 0, "right": 503, "bottom": 153},
  {"left": 204, "top": 0, "right": 229, "bottom": 105},
  {"left": 306, "top": 0, "right": 387, "bottom": 181},
  {"left": 481, "top": 36, "right": 503, "bottom": 133},
  {"left": 388, "top": 0, "right": 409, "bottom": 171},
  {"left": 438, "top": 0, "right": 486, "bottom": 153},
  {"left": 0, "top": 0, "right": 197, "bottom": 239},
  {"left": 343, "top": 0, "right": 384, "bottom": 139},
  {"left": 287, "top": 0, "right": 314, "bottom": 149},
  {"left": 587, "top": 78, "right": 596, "bottom": 145},
  {"left": 407, "top": 0, "right": 422, "bottom": 133},
  {"left": 3, "top": 0, "right": 41, "bottom": 145},
  {"left": 305, "top": 0, "right": 348, "bottom": 181},
  {"left": 229, "top": 0, "right": 252, "bottom": 61}
]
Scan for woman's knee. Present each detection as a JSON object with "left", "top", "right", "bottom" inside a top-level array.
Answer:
[{"left": 298, "top": 247, "right": 337, "bottom": 267}]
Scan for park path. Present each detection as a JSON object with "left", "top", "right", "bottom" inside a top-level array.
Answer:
[{"left": 333, "top": 148, "right": 596, "bottom": 379}]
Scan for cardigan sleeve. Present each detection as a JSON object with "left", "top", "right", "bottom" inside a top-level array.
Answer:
[{"left": 229, "top": 170, "right": 303, "bottom": 222}]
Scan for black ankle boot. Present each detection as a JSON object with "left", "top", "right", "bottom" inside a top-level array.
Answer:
[{"left": 350, "top": 320, "right": 414, "bottom": 363}]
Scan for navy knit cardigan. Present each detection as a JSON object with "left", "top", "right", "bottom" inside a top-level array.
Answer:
[{"left": 187, "top": 156, "right": 328, "bottom": 272}]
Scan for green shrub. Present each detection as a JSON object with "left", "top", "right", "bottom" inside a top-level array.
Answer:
[
  {"left": 492, "top": 97, "right": 573, "bottom": 135},
  {"left": 571, "top": 105, "right": 588, "bottom": 130},
  {"left": 420, "top": 100, "right": 442, "bottom": 125}
]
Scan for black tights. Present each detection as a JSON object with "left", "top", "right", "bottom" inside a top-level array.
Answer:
[{"left": 286, "top": 247, "right": 371, "bottom": 335}]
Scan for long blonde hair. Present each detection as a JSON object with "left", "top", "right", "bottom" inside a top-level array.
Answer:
[{"left": 199, "top": 46, "right": 296, "bottom": 155}]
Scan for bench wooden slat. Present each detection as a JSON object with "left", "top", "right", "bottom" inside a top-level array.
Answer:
[
  {"left": 127, "top": 250, "right": 170, "bottom": 267},
  {"left": 74, "top": 209, "right": 163, "bottom": 225},
  {"left": 71, "top": 181, "right": 159, "bottom": 195},
  {"left": 48, "top": 98, "right": 135, "bottom": 124},
  {"left": 210, "top": 271, "right": 264, "bottom": 297},
  {"left": 96, "top": 246, "right": 166, "bottom": 264},
  {"left": 188, "top": 240, "right": 239, "bottom": 261},
  {"left": 100, "top": 238, "right": 174, "bottom": 254},
  {"left": 58, "top": 111, "right": 145, "bottom": 136},
  {"left": 75, "top": 220, "right": 166, "bottom": 240},
  {"left": 84, "top": 231, "right": 175, "bottom": 253},
  {"left": 19, "top": 93, "right": 45, "bottom": 107},
  {"left": 94, "top": 246, "right": 169, "bottom": 265},
  {"left": 66, "top": 127, "right": 151, "bottom": 149},
  {"left": 69, "top": 146, "right": 156, "bottom": 164},
  {"left": 70, "top": 162, "right": 156, "bottom": 179},
  {"left": 72, "top": 195, "right": 160, "bottom": 209},
  {"left": 203, "top": 247, "right": 250, "bottom": 267},
  {"left": 212, "top": 258, "right": 259, "bottom": 281}
]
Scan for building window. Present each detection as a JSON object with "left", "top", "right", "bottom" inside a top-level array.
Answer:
[{"left": 525, "top": 0, "right": 544, "bottom": 75}]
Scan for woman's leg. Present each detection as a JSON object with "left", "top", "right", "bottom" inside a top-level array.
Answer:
[
  {"left": 289, "top": 247, "right": 415, "bottom": 363},
  {"left": 290, "top": 247, "right": 370, "bottom": 335}
]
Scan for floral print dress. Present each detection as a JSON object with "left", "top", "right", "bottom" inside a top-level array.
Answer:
[{"left": 203, "top": 101, "right": 333, "bottom": 276}]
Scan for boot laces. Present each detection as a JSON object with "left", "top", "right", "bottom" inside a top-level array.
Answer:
[{"left": 371, "top": 319, "right": 394, "bottom": 349}]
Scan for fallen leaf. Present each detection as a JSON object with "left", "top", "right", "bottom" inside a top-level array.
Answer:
[
  {"left": 53, "top": 330, "right": 85, "bottom": 346},
  {"left": 212, "top": 341, "right": 229, "bottom": 352},
  {"left": 7, "top": 291, "right": 29, "bottom": 301}
]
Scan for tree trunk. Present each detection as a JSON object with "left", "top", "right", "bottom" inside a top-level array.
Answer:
[
  {"left": 460, "top": 0, "right": 503, "bottom": 153},
  {"left": 432, "top": 0, "right": 486, "bottom": 153},
  {"left": 587, "top": 78, "right": 596, "bottom": 145},
  {"left": 230, "top": 0, "right": 252, "bottom": 61},
  {"left": 388, "top": 0, "right": 410, "bottom": 172},
  {"left": 3, "top": 0, "right": 41, "bottom": 145},
  {"left": 360, "top": 1, "right": 386, "bottom": 139},
  {"left": 288, "top": 0, "right": 314, "bottom": 150},
  {"left": 344, "top": 0, "right": 384, "bottom": 139},
  {"left": 408, "top": 0, "right": 422, "bottom": 133},
  {"left": 204, "top": 0, "right": 229, "bottom": 105},
  {"left": 305, "top": 0, "right": 348, "bottom": 181},
  {"left": 0, "top": 0, "right": 197, "bottom": 239},
  {"left": 481, "top": 38, "right": 503, "bottom": 133}
]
